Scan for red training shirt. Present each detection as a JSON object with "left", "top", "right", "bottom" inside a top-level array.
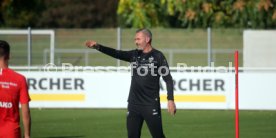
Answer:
[{"left": 0, "top": 68, "right": 30, "bottom": 135}]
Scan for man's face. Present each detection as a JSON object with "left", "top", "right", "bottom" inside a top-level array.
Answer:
[{"left": 135, "top": 32, "right": 148, "bottom": 50}]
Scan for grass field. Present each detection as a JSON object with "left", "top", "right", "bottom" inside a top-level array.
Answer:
[
  {"left": 2, "top": 28, "right": 243, "bottom": 67},
  {"left": 22, "top": 109, "right": 276, "bottom": 138}
]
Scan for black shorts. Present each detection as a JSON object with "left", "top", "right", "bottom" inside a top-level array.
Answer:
[{"left": 127, "top": 103, "right": 165, "bottom": 138}]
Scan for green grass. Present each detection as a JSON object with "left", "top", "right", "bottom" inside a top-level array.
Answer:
[
  {"left": 21, "top": 109, "right": 276, "bottom": 138},
  {"left": 2, "top": 28, "right": 243, "bottom": 66}
]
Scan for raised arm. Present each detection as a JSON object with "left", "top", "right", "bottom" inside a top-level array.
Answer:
[{"left": 85, "top": 40, "right": 133, "bottom": 62}]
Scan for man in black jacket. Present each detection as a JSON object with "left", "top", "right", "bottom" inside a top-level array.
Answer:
[{"left": 85, "top": 29, "right": 176, "bottom": 138}]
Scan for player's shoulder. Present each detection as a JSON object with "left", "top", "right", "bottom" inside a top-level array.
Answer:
[
  {"left": 152, "top": 48, "right": 165, "bottom": 58},
  {"left": 152, "top": 48, "right": 164, "bottom": 54},
  {"left": 6, "top": 68, "right": 26, "bottom": 80}
]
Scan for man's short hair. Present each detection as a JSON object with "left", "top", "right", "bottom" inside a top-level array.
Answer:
[
  {"left": 136, "top": 28, "right": 152, "bottom": 43},
  {"left": 0, "top": 40, "right": 10, "bottom": 59}
]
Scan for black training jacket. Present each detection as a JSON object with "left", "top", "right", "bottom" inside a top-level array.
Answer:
[{"left": 95, "top": 44, "right": 174, "bottom": 106}]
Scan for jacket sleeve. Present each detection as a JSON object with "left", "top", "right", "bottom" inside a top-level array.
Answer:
[
  {"left": 159, "top": 53, "right": 174, "bottom": 101},
  {"left": 94, "top": 44, "right": 133, "bottom": 62}
]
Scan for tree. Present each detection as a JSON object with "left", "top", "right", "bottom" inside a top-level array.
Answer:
[
  {"left": 37, "top": 0, "right": 118, "bottom": 28},
  {"left": 0, "top": 0, "right": 118, "bottom": 28},
  {"left": 0, "top": 0, "right": 44, "bottom": 27},
  {"left": 117, "top": 0, "right": 276, "bottom": 28}
]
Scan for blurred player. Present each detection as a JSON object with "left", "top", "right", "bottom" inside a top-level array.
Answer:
[
  {"left": 85, "top": 29, "right": 176, "bottom": 138},
  {"left": 0, "top": 40, "right": 31, "bottom": 138}
]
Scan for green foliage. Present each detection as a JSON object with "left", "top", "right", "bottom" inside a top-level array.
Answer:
[
  {"left": 1, "top": 0, "right": 276, "bottom": 28},
  {"left": 37, "top": 0, "right": 118, "bottom": 28},
  {"left": 0, "top": 0, "right": 45, "bottom": 27},
  {"left": 117, "top": 0, "right": 165, "bottom": 28},
  {"left": 117, "top": 0, "right": 276, "bottom": 28},
  {"left": 0, "top": 0, "right": 118, "bottom": 28}
]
